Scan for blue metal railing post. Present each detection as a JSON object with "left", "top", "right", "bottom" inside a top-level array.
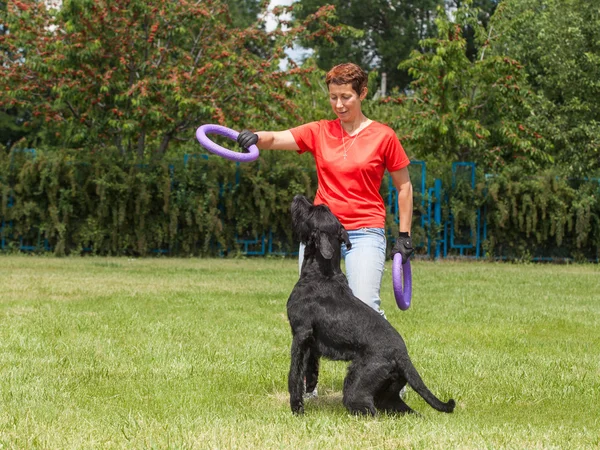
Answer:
[
  {"left": 433, "top": 178, "right": 443, "bottom": 259},
  {"left": 449, "top": 162, "right": 479, "bottom": 258}
]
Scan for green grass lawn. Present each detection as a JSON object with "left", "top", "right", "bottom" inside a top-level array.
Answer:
[{"left": 0, "top": 256, "right": 599, "bottom": 449}]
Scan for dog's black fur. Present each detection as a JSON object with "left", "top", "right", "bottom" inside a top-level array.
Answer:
[{"left": 287, "top": 195, "right": 456, "bottom": 416}]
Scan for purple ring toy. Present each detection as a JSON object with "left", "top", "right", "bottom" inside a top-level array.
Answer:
[
  {"left": 392, "top": 253, "right": 412, "bottom": 310},
  {"left": 195, "top": 124, "right": 259, "bottom": 162}
]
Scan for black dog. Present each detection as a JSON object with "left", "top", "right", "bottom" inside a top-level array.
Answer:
[{"left": 286, "top": 195, "right": 456, "bottom": 416}]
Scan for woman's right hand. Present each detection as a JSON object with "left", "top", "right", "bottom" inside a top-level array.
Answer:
[{"left": 237, "top": 130, "right": 259, "bottom": 151}]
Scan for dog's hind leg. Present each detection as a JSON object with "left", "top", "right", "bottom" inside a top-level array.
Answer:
[
  {"left": 374, "top": 380, "right": 416, "bottom": 415},
  {"left": 304, "top": 348, "right": 320, "bottom": 395},
  {"left": 288, "top": 329, "right": 314, "bottom": 414},
  {"left": 342, "top": 360, "right": 388, "bottom": 416}
]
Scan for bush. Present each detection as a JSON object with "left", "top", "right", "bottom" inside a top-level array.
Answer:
[
  {"left": 0, "top": 147, "right": 316, "bottom": 256},
  {"left": 2, "top": 147, "right": 599, "bottom": 261}
]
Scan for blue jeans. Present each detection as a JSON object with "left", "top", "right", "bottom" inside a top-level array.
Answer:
[{"left": 298, "top": 227, "right": 387, "bottom": 317}]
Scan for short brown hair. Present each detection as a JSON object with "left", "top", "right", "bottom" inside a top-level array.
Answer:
[{"left": 325, "top": 63, "right": 368, "bottom": 96}]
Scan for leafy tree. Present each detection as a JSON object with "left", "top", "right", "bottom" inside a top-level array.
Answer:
[
  {"left": 0, "top": 108, "right": 29, "bottom": 149},
  {"left": 0, "top": 0, "right": 29, "bottom": 148},
  {"left": 445, "top": 0, "right": 498, "bottom": 20},
  {"left": 291, "top": 0, "right": 500, "bottom": 92},
  {"left": 445, "top": 0, "right": 499, "bottom": 62},
  {"left": 225, "top": 0, "right": 262, "bottom": 29},
  {"left": 0, "top": 0, "right": 337, "bottom": 159},
  {"left": 292, "top": 0, "right": 443, "bottom": 92},
  {"left": 490, "top": 0, "right": 600, "bottom": 175},
  {"left": 388, "top": 4, "right": 552, "bottom": 172}
]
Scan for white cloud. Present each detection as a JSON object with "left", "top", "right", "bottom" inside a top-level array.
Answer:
[
  {"left": 45, "top": 0, "right": 62, "bottom": 9},
  {"left": 263, "top": 0, "right": 293, "bottom": 33}
]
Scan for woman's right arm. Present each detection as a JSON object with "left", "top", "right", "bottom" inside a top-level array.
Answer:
[{"left": 256, "top": 130, "right": 300, "bottom": 151}]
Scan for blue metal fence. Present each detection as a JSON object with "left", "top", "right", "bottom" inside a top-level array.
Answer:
[
  {"left": 449, "top": 162, "right": 482, "bottom": 258},
  {"left": 387, "top": 161, "right": 483, "bottom": 260}
]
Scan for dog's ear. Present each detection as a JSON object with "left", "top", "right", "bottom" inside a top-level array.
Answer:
[
  {"left": 317, "top": 231, "right": 335, "bottom": 259},
  {"left": 340, "top": 228, "right": 351, "bottom": 250}
]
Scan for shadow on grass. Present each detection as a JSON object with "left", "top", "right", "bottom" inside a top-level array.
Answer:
[{"left": 269, "top": 389, "right": 347, "bottom": 414}]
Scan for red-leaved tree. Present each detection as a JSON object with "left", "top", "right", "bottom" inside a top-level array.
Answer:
[{"left": 0, "top": 0, "right": 338, "bottom": 158}]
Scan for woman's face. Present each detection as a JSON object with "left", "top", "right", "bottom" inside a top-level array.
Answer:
[{"left": 328, "top": 83, "right": 367, "bottom": 123}]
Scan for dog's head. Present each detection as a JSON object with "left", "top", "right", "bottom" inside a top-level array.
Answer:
[{"left": 291, "top": 195, "right": 351, "bottom": 260}]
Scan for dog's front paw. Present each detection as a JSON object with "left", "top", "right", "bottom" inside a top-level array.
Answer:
[{"left": 291, "top": 400, "right": 305, "bottom": 415}]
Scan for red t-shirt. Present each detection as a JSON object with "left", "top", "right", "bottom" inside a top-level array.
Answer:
[{"left": 290, "top": 119, "right": 410, "bottom": 230}]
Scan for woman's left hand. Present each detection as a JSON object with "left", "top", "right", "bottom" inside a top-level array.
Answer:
[{"left": 391, "top": 233, "right": 414, "bottom": 263}]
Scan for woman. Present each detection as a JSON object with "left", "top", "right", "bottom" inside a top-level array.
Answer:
[{"left": 237, "top": 63, "right": 414, "bottom": 317}]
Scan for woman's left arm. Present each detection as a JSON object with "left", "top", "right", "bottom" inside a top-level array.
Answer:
[{"left": 390, "top": 167, "right": 413, "bottom": 235}]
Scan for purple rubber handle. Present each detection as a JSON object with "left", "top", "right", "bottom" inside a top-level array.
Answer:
[
  {"left": 195, "top": 124, "right": 259, "bottom": 162},
  {"left": 392, "top": 253, "right": 412, "bottom": 310}
]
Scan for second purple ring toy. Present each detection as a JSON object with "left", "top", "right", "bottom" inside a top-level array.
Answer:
[
  {"left": 392, "top": 253, "right": 412, "bottom": 310},
  {"left": 195, "top": 124, "right": 259, "bottom": 162}
]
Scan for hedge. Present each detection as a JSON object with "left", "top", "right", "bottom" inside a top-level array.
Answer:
[{"left": 1, "top": 147, "right": 599, "bottom": 261}]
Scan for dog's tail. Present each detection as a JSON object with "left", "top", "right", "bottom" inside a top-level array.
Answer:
[{"left": 401, "top": 361, "right": 455, "bottom": 413}]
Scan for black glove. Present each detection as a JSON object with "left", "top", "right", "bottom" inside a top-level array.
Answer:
[
  {"left": 237, "top": 129, "right": 258, "bottom": 153},
  {"left": 391, "top": 232, "right": 413, "bottom": 264}
]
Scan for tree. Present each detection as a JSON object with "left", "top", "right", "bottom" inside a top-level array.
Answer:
[
  {"left": 225, "top": 0, "right": 262, "bottom": 29},
  {"left": 388, "top": 4, "right": 552, "bottom": 172},
  {"left": 445, "top": 0, "right": 498, "bottom": 20},
  {"left": 0, "top": 107, "right": 29, "bottom": 149},
  {"left": 445, "top": 0, "right": 499, "bottom": 62},
  {"left": 0, "top": 0, "right": 29, "bottom": 148},
  {"left": 292, "top": 0, "right": 443, "bottom": 92},
  {"left": 291, "top": 0, "right": 500, "bottom": 93},
  {"left": 490, "top": 0, "right": 600, "bottom": 175},
  {"left": 0, "top": 0, "right": 337, "bottom": 158}
]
